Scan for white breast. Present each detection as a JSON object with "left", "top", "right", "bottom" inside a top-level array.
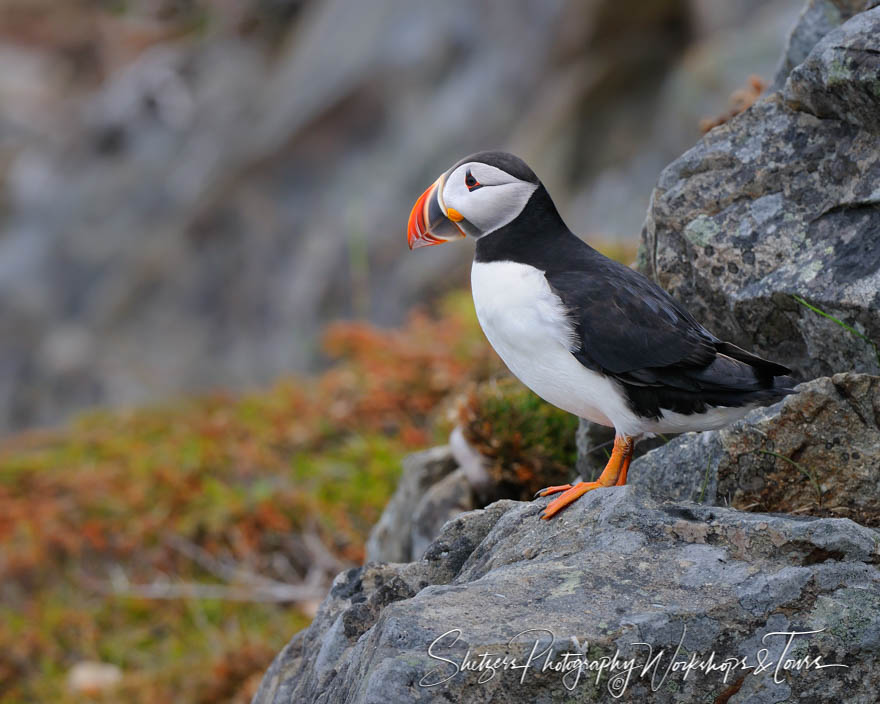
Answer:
[{"left": 470, "top": 260, "right": 641, "bottom": 433}]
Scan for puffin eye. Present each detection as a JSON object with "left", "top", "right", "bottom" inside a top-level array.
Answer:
[{"left": 465, "top": 169, "right": 482, "bottom": 192}]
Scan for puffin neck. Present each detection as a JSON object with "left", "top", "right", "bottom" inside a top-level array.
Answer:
[{"left": 473, "top": 185, "right": 577, "bottom": 266}]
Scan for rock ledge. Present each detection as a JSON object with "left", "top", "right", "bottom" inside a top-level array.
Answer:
[{"left": 254, "top": 489, "right": 880, "bottom": 703}]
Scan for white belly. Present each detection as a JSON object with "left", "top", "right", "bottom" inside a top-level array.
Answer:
[{"left": 470, "top": 260, "right": 641, "bottom": 432}]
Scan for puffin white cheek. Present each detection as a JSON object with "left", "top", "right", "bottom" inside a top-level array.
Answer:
[
  {"left": 467, "top": 182, "right": 537, "bottom": 235},
  {"left": 441, "top": 178, "right": 468, "bottom": 216}
]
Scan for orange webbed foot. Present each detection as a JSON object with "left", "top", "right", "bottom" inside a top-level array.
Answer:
[
  {"left": 540, "top": 481, "right": 602, "bottom": 519},
  {"left": 537, "top": 434, "right": 634, "bottom": 520}
]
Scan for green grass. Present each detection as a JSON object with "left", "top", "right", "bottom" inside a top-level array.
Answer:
[
  {"left": 698, "top": 454, "right": 713, "bottom": 504},
  {"left": 756, "top": 449, "right": 823, "bottom": 506},
  {"left": 792, "top": 294, "right": 880, "bottom": 367}
]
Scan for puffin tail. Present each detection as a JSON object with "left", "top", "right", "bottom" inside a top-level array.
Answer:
[
  {"left": 771, "top": 374, "right": 798, "bottom": 396},
  {"left": 714, "top": 341, "right": 799, "bottom": 394}
]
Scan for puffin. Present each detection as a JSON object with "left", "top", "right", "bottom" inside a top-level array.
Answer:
[{"left": 406, "top": 151, "right": 795, "bottom": 519}]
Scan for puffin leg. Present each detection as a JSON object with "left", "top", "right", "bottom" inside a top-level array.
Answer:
[
  {"left": 540, "top": 435, "right": 634, "bottom": 520},
  {"left": 615, "top": 438, "right": 635, "bottom": 486}
]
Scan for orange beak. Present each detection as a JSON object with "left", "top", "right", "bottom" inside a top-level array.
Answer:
[{"left": 407, "top": 175, "right": 466, "bottom": 249}]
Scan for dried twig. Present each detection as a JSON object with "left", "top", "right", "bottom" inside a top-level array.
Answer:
[
  {"left": 700, "top": 75, "right": 766, "bottom": 133},
  {"left": 80, "top": 570, "right": 327, "bottom": 603},
  {"left": 165, "top": 534, "right": 280, "bottom": 588},
  {"left": 77, "top": 532, "right": 342, "bottom": 604}
]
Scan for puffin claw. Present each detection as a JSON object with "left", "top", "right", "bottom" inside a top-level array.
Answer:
[{"left": 533, "top": 484, "right": 573, "bottom": 499}]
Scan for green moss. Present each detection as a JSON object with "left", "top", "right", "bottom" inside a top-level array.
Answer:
[
  {"left": 460, "top": 377, "right": 579, "bottom": 499},
  {"left": 550, "top": 570, "right": 584, "bottom": 598},
  {"left": 827, "top": 55, "right": 853, "bottom": 85}
]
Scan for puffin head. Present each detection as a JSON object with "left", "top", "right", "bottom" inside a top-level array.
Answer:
[{"left": 407, "top": 151, "right": 540, "bottom": 249}]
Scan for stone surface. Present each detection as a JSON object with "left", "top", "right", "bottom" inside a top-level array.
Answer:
[
  {"left": 364, "top": 446, "right": 459, "bottom": 564},
  {"left": 771, "top": 0, "right": 877, "bottom": 88},
  {"left": 784, "top": 7, "right": 880, "bottom": 130},
  {"left": 629, "top": 373, "right": 880, "bottom": 527},
  {"left": 639, "top": 8, "right": 880, "bottom": 382},
  {"left": 254, "top": 488, "right": 880, "bottom": 703},
  {"left": 410, "top": 468, "right": 474, "bottom": 562}
]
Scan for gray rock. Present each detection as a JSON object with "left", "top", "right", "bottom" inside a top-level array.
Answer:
[
  {"left": 255, "top": 500, "right": 516, "bottom": 703},
  {"left": 640, "top": 8, "right": 880, "bottom": 380},
  {"left": 771, "top": 0, "right": 876, "bottom": 89},
  {"left": 253, "top": 488, "right": 880, "bottom": 703},
  {"left": 410, "top": 468, "right": 474, "bottom": 562},
  {"left": 364, "top": 446, "right": 458, "bottom": 564},
  {"left": 629, "top": 427, "right": 724, "bottom": 506},
  {"left": 784, "top": 7, "right": 880, "bottom": 131},
  {"left": 629, "top": 373, "right": 880, "bottom": 527}
]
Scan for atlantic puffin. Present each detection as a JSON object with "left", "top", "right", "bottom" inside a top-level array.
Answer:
[{"left": 407, "top": 151, "right": 795, "bottom": 519}]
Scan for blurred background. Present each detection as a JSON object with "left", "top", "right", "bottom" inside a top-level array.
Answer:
[
  {"left": 0, "top": 0, "right": 804, "bottom": 436},
  {"left": 0, "top": 0, "right": 804, "bottom": 701}
]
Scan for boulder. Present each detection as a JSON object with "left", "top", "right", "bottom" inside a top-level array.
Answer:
[
  {"left": 364, "top": 446, "right": 462, "bottom": 564},
  {"left": 253, "top": 488, "right": 880, "bottom": 703},
  {"left": 409, "top": 469, "right": 475, "bottom": 563},
  {"left": 639, "top": 7, "right": 880, "bottom": 383},
  {"left": 629, "top": 373, "right": 880, "bottom": 527}
]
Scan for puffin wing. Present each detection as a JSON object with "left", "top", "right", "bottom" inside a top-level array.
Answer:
[
  {"left": 545, "top": 260, "right": 791, "bottom": 396},
  {"left": 545, "top": 261, "right": 716, "bottom": 375}
]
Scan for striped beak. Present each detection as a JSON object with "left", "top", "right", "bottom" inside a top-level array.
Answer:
[{"left": 407, "top": 174, "right": 466, "bottom": 249}]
